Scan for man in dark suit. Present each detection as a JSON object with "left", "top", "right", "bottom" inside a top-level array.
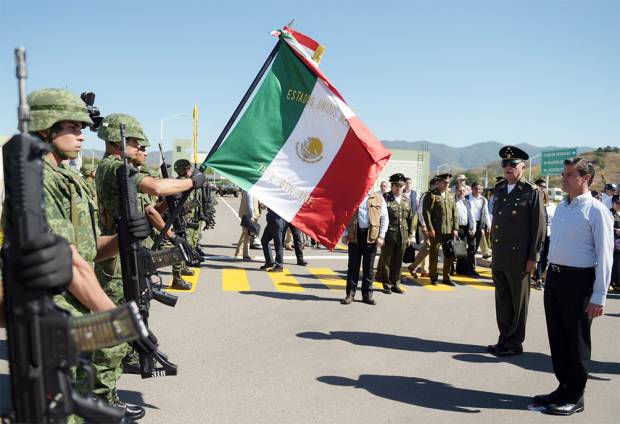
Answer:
[{"left": 487, "top": 146, "right": 546, "bottom": 357}]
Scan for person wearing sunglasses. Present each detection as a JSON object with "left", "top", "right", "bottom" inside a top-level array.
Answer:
[{"left": 486, "top": 145, "right": 546, "bottom": 357}]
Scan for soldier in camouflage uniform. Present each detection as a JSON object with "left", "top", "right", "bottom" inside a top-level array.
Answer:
[
  {"left": 169, "top": 159, "right": 203, "bottom": 288},
  {"left": 95, "top": 114, "right": 207, "bottom": 296},
  {"left": 375, "top": 173, "right": 414, "bottom": 294},
  {"left": 80, "top": 163, "right": 97, "bottom": 202},
  {"left": 27, "top": 88, "right": 149, "bottom": 421}
]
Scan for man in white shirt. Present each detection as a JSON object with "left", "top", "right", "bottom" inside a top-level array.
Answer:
[
  {"left": 455, "top": 187, "right": 476, "bottom": 275},
  {"left": 532, "top": 158, "right": 614, "bottom": 416},
  {"left": 467, "top": 182, "right": 492, "bottom": 274},
  {"left": 601, "top": 183, "right": 617, "bottom": 209}
]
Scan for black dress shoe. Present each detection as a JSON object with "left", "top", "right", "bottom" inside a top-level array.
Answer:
[
  {"left": 543, "top": 398, "right": 584, "bottom": 416},
  {"left": 442, "top": 278, "right": 455, "bottom": 286},
  {"left": 391, "top": 286, "right": 404, "bottom": 294},
  {"left": 341, "top": 295, "right": 353, "bottom": 305},
  {"left": 259, "top": 263, "right": 275, "bottom": 270},
  {"left": 532, "top": 387, "right": 565, "bottom": 406},
  {"left": 297, "top": 259, "right": 308, "bottom": 266},
  {"left": 362, "top": 297, "right": 376, "bottom": 305},
  {"left": 430, "top": 278, "right": 438, "bottom": 286},
  {"left": 382, "top": 284, "right": 392, "bottom": 294},
  {"left": 493, "top": 345, "right": 523, "bottom": 357},
  {"left": 268, "top": 265, "right": 284, "bottom": 272},
  {"left": 486, "top": 343, "right": 502, "bottom": 354}
]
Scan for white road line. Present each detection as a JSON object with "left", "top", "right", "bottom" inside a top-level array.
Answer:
[{"left": 220, "top": 197, "right": 241, "bottom": 222}]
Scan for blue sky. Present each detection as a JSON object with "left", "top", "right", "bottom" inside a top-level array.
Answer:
[{"left": 1, "top": 0, "right": 618, "bottom": 152}]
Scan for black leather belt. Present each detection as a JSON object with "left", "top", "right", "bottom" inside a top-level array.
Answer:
[{"left": 549, "top": 263, "right": 594, "bottom": 273}]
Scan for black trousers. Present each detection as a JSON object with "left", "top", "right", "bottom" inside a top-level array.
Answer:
[
  {"left": 534, "top": 236, "right": 551, "bottom": 281},
  {"left": 611, "top": 250, "right": 620, "bottom": 289},
  {"left": 346, "top": 228, "right": 377, "bottom": 298},
  {"left": 456, "top": 225, "right": 476, "bottom": 275},
  {"left": 544, "top": 267, "right": 594, "bottom": 402},
  {"left": 282, "top": 222, "right": 304, "bottom": 261},
  {"left": 261, "top": 219, "right": 284, "bottom": 267}
]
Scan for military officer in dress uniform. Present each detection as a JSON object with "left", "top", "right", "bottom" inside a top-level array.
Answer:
[
  {"left": 487, "top": 146, "right": 545, "bottom": 357},
  {"left": 423, "top": 173, "right": 458, "bottom": 285},
  {"left": 375, "top": 173, "right": 414, "bottom": 294}
]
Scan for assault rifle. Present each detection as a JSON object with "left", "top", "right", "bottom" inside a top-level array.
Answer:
[
  {"left": 151, "top": 144, "right": 203, "bottom": 266},
  {"left": 2, "top": 47, "right": 147, "bottom": 424},
  {"left": 116, "top": 123, "right": 179, "bottom": 379}
]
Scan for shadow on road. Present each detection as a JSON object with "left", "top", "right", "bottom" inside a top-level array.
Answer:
[
  {"left": 297, "top": 331, "right": 485, "bottom": 354},
  {"left": 317, "top": 374, "right": 530, "bottom": 413},
  {"left": 453, "top": 352, "right": 620, "bottom": 377},
  {"left": 605, "top": 312, "right": 620, "bottom": 318},
  {"left": 298, "top": 331, "right": 620, "bottom": 378},
  {"left": 117, "top": 389, "right": 159, "bottom": 409},
  {"left": 239, "top": 291, "right": 339, "bottom": 302}
]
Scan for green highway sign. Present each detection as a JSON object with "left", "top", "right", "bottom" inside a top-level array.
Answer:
[{"left": 541, "top": 148, "right": 577, "bottom": 176}]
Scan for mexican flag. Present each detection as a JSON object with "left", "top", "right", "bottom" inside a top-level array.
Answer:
[{"left": 204, "top": 30, "right": 391, "bottom": 249}]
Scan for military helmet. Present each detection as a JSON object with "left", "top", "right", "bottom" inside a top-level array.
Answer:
[
  {"left": 27, "top": 88, "right": 94, "bottom": 132},
  {"left": 174, "top": 159, "right": 192, "bottom": 175},
  {"left": 97, "top": 113, "right": 149, "bottom": 146}
]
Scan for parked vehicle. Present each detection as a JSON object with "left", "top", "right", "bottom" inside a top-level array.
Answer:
[
  {"left": 548, "top": 187, "right": 564, "bottom": 202},
  {"left": 217, "top": 183, "right": 240, "bottom": 197}
]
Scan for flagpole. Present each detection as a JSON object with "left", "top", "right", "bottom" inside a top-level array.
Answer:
[{"left": 202, "top": 40, "right": 282, "bottom": 169}]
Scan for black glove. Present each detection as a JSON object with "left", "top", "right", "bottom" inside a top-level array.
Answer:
[
  {"left": 127, "top": 212, "right": 151, "bottom": 240},
  {"left": 191, "top": 172, "right": 207, "bottom": 189},
  {"left": 170, "top": 234, "right": 187, "bottom": 246},
  {"left": 15, "top": 233, "right": 73, "bottom": 293}
]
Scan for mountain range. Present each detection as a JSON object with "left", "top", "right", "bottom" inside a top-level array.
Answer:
[{"left": 381, "top": 140, "right": 594, "bottom": 171}]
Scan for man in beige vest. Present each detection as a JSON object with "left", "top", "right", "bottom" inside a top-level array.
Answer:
[
  {"left": 234, "top": 190, "right": 261, "bottom": 259},
  {"left": 341, "top": 189, "right": 388, "bottom": 305}
]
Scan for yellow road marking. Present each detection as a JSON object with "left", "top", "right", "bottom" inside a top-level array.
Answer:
[
  {"left": 165, "top": 267, "right": 200, "bottom": 293},
  {"left": 222, "top": 269, "right": 250, "bottom": 291},
  {"left": 309, "top": 268, "right": 346, "bottom": 291},
  {"left": 451, "top": 274, "right": 495, "bottom": 291},
  {"left": 268, "top": 268, "right": 304, "bottom": 293},
  {"left": 410, "top": 275, "right": 455, "bottom": 291}
]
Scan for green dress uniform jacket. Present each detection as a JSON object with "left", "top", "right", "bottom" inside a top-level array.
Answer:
[
  {"left": 422, "top": 190, "right": 458, "bottom": 236},
  {"left": 490, "top": 177, "right": 545, "bottom": 351},
  {"left": 490, "top": 179, "right": 545, "bottom": 272},
  {"left": 422, "top": 189, "right": 458, "bottom": 281},
  {"left": 375, "top": 192, "right": 413, "bottom": 288}
]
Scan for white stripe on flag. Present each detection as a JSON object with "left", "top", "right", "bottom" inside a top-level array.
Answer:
[{"left": 249, "top": 79, "right": 351, "bottom": 222}]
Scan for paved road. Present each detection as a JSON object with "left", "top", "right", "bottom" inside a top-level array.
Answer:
[{"left": 1, "top": 195, "right": 619, "bottom": 423}]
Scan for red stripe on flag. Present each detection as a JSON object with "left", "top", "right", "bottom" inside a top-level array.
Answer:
[
  {"left": 284, "top": 26, "right": 320, "bottom": 51},
  {"left": 291, "top": 127, "right": 391, "bottom": 250}
]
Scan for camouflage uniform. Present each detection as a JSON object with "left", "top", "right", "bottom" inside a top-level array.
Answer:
[
  {"left": 171, "top": 159, "right": 199, "bottom": 279},
  {"left": 28, "top": 89, "right": 126, "bottom": 415},
  {"left": 80, "top": 163, "right": 97, "bottom": 203},
  {"left": 94, "top": 114, "right": 149, "bottom": 404}
]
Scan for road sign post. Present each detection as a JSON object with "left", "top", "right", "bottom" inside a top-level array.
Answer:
[{"left": 541, "top": 148, "right": 577, "bottom": 176}]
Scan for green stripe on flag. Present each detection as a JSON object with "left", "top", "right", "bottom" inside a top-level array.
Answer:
[{"left": 206, "top": 43, "right": 317, "bottom": 188}]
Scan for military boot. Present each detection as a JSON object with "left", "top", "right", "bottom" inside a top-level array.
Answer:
[
  {"left": 110, "top": 390, "right": 146, "bottom": 421},
  {"left": 181, "top": 267, "right": 195, "bottom": 276},
  {"left": 122, "top": 350, "right": 141, "bottom": 375},
  {"left": 171, "top": 275, "right": 192, "bottom": 290}
]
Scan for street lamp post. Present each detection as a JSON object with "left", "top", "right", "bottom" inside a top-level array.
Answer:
[{"left": 160, "top": 112, "right": 189, "bottom": 165}]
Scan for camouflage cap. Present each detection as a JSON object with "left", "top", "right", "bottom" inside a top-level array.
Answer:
[
  {"left": 174, "top": 159, "right": 192, "bottom": 175},
  {"left": 27, "top": 88, "right": 94, "bottom": 132},
  {"left": 97, "top": 113, "right": 149, "bottom": 145}
]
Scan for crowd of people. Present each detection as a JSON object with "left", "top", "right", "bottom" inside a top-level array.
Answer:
[{"left": 248, "top": 144, "right": 618, "bottom": 416}]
